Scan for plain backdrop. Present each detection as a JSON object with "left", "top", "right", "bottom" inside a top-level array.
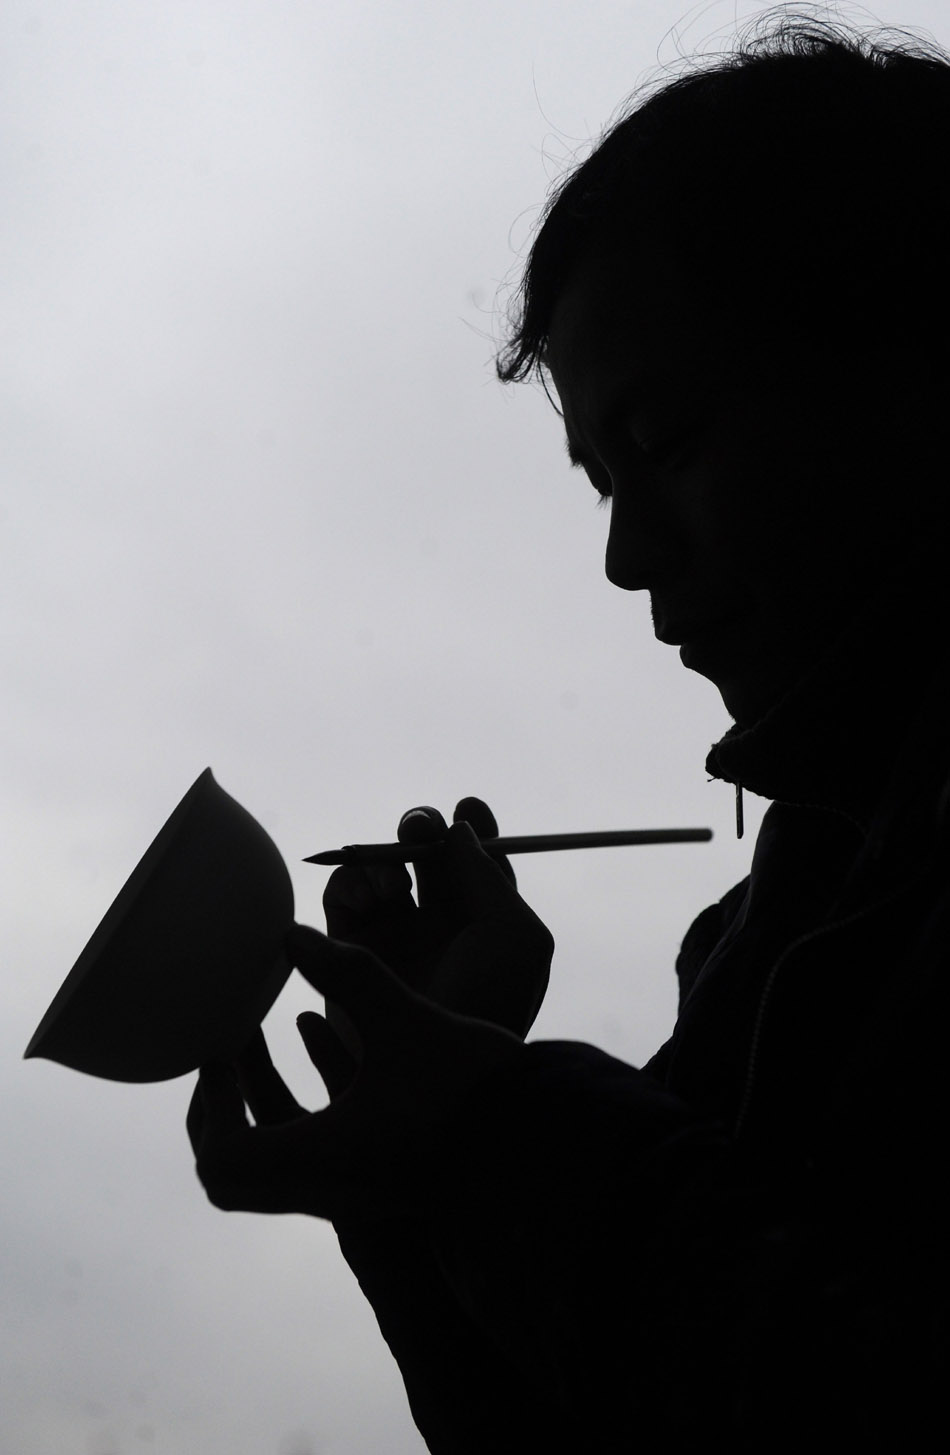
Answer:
[{"left": 3, "top": 3, "right": 943, "bottom": 1451}]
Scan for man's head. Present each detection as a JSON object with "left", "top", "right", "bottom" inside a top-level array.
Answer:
[{"left": 498, "top": 14, "right": 950, "bottom": 724}]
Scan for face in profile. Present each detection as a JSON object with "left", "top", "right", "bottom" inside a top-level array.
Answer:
[{"left": 543, "top": 247, "right": 900, "bottom": 726}]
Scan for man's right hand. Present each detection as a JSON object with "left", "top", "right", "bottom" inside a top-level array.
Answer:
[{"left": 321, "top": 798, "right": 554, "bottom": 1041}]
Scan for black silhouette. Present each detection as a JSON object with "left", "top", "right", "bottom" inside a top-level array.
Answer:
[{"left": 189, "top": 15, "right": 950, "bottom": 1450}]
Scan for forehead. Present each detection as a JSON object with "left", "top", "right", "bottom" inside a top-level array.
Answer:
[{"left": 543, "top": 247, "right": 723, "bottom": 415}]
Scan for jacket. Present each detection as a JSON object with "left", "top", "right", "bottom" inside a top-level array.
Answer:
[{"left": 336, "top": 574, "right": 950, "bottom": 1452}]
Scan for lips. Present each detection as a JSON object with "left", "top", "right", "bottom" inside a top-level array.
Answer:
[
  {"left": 654, "top": 620, "right": 703, "bottom": 646},
  {"left": 654, "top": 615, "right": 723, "bottom": 646},
  {"left": 653, "top": 604, "right": 750, "bottom": 649}
]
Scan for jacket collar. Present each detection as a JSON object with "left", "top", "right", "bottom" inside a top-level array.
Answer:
[{"left": 704, "top": 563, "right": 950, "bottom": 837}]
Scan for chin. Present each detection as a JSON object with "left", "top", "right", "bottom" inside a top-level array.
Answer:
[
  {"left": 682, "top": 658, "right": 776, "bottom": 727},
  {"left": 716, "top": 674, "right": 786, "bottom": 727},
  {"left": 680, "top": 630, "right": 789, "bottom": 727}
]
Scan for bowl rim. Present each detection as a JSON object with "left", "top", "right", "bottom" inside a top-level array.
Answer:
[{"left": 24, "top": 767, "right": 224, "bottom": 1061}]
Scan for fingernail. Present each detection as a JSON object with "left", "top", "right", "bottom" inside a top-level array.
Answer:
[{"left": 399, "top": 806, "right": 441, "bottom": 829}]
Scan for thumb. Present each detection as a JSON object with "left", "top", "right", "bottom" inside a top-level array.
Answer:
[
  {"left": 444, "top": 819, "right": 522, "bottom": 912},
  {"left": 453, "top": 797, "right": 516, "bottom": 888}
]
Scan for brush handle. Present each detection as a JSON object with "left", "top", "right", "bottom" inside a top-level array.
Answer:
[{"left": 304, "top": 827, "right": 713, "bottom": 866}]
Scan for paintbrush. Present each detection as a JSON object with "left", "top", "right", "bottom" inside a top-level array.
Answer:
[{"left": 304, "top": 826, "right": 712, "bottom": 866}]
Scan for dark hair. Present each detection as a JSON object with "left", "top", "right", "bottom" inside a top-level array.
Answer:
[{"left": 496, "top": 10, "right": 950, "bottom": 387}]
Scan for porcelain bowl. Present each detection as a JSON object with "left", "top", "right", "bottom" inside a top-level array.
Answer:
[{"left": 25, "top": 769, "right": 295, "bottom": 1082}]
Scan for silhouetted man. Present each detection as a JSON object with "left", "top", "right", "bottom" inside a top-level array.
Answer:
[{"left": 189, "top": 16, "right": 950, "bottom": 1450}]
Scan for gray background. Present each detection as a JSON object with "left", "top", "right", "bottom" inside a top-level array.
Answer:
[{"left": 3, "top": 3, "right": 938, "bottom": 1451}]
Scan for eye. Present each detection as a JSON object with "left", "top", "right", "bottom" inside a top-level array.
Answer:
[
  {"left": 632, "top": 410, "right": 707, "bottom": 466},
  {"left": 581, "top": 460, "right": 612, "bottom": 505},
  {"left": 636, "top": 433, "right": 682, "bottom": 464}
]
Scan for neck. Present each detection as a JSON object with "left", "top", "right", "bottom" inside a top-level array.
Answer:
[{"left": 705, "top": 560, "right": 948, "bottom": 831}]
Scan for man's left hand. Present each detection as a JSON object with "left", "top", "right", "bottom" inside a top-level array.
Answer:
[{"left": 187, "top": 924, "right": 523, "bottom": 1223}]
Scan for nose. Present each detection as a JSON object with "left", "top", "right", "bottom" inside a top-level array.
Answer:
[
  {"left": 605, "top": 512, "right": 637, "bottom": 588},
  {"left": 604, "top": 487, "right": 659, "bottom": 592}
]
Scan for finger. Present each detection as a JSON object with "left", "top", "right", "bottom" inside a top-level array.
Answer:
[
  {"left": 443, "top": 819, "right": 524, "bottom": 913},
  {"left": 323, "top": 862, "right": 414, "bottom": 941},
  {"left": 453, "top": 796, "right": 516, "bottom": 887},
  {"left": 323, "top": 864, "right": 376, "bottom": 935},
  {"left": 364, "top": 859, "right": 415, "bottom": 904},
  {"left": 197, "top": 1061, "right": 250, "bottom": 1137},
  {"left": 397, "top": 805, "right": 446, "bottom": 845},
  {"left": 322, "top": 863, "right": 418, "bottom": 991},
  {"left": 398, "top": 805, "right": 457, "bottom": 908},
  {"left": 453, "top": 796, "right": 499, "bottom": 837},
  {"left": 288, "top": 924, "right": 410, "bottom": 1036},
  {"left": 196, "top": 1112, "right": 341, "bottom": 1218},
  {"left": 323, "top": 864, "right": 378, "bottom": 944},
  {"left": 235, "top": 1029, "right": 306, "bottom": 1125},
  {"left": 297, "top": 1011, "right": 358, "bottom": 1099}
]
